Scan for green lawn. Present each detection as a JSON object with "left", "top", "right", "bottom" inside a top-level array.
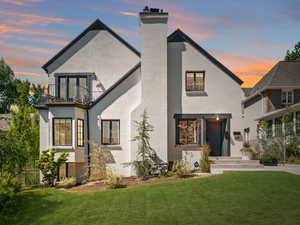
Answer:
[{"left": 2, "top": 172, "right": 300, "bottom": 225}]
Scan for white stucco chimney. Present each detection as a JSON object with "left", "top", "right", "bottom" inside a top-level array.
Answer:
[{"left": 139, "top": 7, "right": 168, "bottom": 162}]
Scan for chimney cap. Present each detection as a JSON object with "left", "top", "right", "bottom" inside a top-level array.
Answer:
[{"left": 140, "top": 6, "right": 168, "bottom": 16}]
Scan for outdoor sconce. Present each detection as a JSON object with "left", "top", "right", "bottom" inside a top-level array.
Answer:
[{"left": 233, "top": 131, "right": 242, "bottom": 141}]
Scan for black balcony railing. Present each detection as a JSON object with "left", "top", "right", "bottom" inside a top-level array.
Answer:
[{"left": 41, "top": 84, "right": 92, "bottom": 105}]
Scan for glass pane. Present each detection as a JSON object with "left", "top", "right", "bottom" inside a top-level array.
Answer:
[
  {"left": 296, "top": 112, "right": 300, "bottom": 135},
  {"left": 102, "top": 121, "right": 110, "bottom": 144},
  {"left": 194, "top": 72, "right": 204, "bottom": 90},
  {"left": 178, "top": 120, "right": 187, "bottom": 144},
  {"left": 79, "top": 78, "right": 87, "bottom": 100},
  {"left": 287, "top": 92, "right": 293, "bottom": 104},
  {"left": 275, "top": 118, "right": 282, "bottom": 137},
  {"left": 186, "top": 73, "right": 194, "bottom": 91},
  {"left": 111, "top": 121, "right": 120, "bottom": 144},
  {"left": 59, "top": 78, "right": 66, "bottom": 99},
  {"left": 282, "top": 92, "right": 286, "bottom": 104},
  {"left": 77, "top": 120, "right": 84, "bottom": 146},
  {"left": 68, "top": 78, "right": 77, "bottom": 100},
  {"left": 187, "top": 120, "right": 197, "bottom": 144},
  {"left": 54, "top": 119, "right": 72, "bottom": 146}
]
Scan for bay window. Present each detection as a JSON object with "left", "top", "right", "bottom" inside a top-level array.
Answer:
[{"left": 53, "top": 118, "right": 72, "bottom": 146}]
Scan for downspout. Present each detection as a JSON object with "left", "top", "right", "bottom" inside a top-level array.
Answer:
[{"left": 86, "top": 108, "right": 91, "bottom": 177}]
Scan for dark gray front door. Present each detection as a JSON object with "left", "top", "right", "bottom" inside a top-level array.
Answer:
[{"left": 206, "top": 120, "right": 222, "bottom": 156}]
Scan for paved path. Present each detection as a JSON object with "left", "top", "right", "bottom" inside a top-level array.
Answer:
[{"left": 211, "top": 164, "right": 300, "bottom": 175}]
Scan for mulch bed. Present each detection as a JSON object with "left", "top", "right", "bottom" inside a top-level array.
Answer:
[{"left": 67, "top": 174, "right": 211, "bottom": 192}]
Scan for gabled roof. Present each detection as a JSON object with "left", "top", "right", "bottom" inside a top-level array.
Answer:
[
  {"left": 242, "top": 88, "right": 252, "bottom": 97},
  {"left": 89, "top": 62, "right": 141, "bottom": 108},
  {"left": 167, "top": 29, "right": 243, "bottom": 85},
  {"left": 42, "top": 19, "right": 140, "bottom": 73},
  {"left": 248, "top": 61, "right": 300, "bottom": 97}
]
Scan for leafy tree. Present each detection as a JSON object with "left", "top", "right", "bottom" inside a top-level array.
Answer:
[
  {"left": 285, "top": 41, "right": 300, "bottom": 61},
  {"left": 0, "top": 58, "right": 19, "bottom": 113},
  {"left": 30, "top": 84, "right": 45, "bottom": 106},
  {"left": 36, "top": 149, "right": 69, "bottom": 187},
  {"left": 129, "top": 110, "right": 156, "bottom": 179}
]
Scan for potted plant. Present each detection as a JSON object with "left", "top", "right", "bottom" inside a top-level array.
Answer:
[{"left": 240, "top": 143, "right": 253, "bottom": 160}]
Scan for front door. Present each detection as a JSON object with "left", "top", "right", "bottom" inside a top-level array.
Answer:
[{"left": 206, "top": 120, "right": 223, "bottom": 156}]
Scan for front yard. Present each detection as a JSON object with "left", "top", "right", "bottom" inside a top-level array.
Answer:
[{"left": 2, "top": 172, "right": 300, "bottom": 225}]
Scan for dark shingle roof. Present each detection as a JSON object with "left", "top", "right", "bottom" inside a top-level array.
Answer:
[
  {"left": 242, "top": 88, "right": 252, "bottom": 96},
  {"left": 248, "top": 61, "right": 300, "bottom": 96}
]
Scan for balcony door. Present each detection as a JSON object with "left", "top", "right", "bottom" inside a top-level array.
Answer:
[{"left": 58, "top": 76, "right": 88, "bottom": 101}]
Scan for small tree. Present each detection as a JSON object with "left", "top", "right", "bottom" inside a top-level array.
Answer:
[
  {"left": 285, "top": 41, "right": 300, "bottom": 61},
  {"left": 200, "top": 144, "right": 211, "bottom": 172},
  {"left": 36, "top": 149, "right": 69, "bottom": 187},
  {"left": 130, "top": 110, "right": 156, "bottom": 179}
]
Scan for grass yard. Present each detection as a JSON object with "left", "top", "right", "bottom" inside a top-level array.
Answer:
[{"left": 2, "top": 172, "right": 300, "bottom": 225}]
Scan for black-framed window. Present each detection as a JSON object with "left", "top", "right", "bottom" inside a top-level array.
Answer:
[
  {"left": 101, "top": 120, "right": 120, "bottom": 145},
  {"left": 176, "top": 119, "right": 199, "bottom": 145},
  {"left": 58, "top": 76, "right": 88, "bottom": 100},
  {"left": 186, "top": 71, "right": 205, "bottom": 91},
  {"left": 282, "top": 90, "right": 293, "bottom": 105},
  {"left": 77, "top": 119, "right": 84, "bottom": 147},
  {"left": 53, "top": 118, "right": 72, "bottom": 146}
]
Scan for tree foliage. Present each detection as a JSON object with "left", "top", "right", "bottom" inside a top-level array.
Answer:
[
  {"left": 285, "top": 41, "right": 300, "bottom": 61},
  {"left": 130, "top": 110, "right": 156, "bottom": 179},
  {"left": 36, "top": 149, "right": 69, "bottom": 187}
]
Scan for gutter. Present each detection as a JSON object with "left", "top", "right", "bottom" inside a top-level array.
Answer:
[{"left": 86, "top": 108, "right": 91, "bottom": 177}]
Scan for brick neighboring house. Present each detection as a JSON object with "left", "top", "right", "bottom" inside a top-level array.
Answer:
[{"left": 243, "top": 61, "right": 300, "bottom": 142}]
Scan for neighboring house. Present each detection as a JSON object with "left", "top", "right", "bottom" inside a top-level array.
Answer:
[
  {"left": 0, "top": 114, "right": 11, "bottom": 132},
  {"left": 37, "top": 7, "right": 289, "bottom": 181},
  {"left": 243, "top": 61, "right": 300, "bottom": 143}
]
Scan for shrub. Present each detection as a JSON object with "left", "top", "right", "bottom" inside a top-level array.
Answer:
[
  {"left": 172, "top": 160, "right": 190, "bottom": 177},
  {"left": 286, "top": 136, "right": 300, "bottom": 158},
  {"left": 24, "top": 174, "right": 40, "bottom": 186},
  {"left": 0, "top": 173, "right": 21, "bottom": 210},
  {"left": 200, "top": 144, "right": 211, "bottom": 172},
  {"left": 104, "top": 172, "right": 122, "bottom": 189},
  {"left": 158, "top": 170, "right": 175, "bottom": 178},
  {"left": 59, "top": 177, "right": 76, "bottom": 188},
  {"left": 36, "top": 148, "right": 69, "bottom": 187},
  {"left": 260, "top": 138, "right": 282, "bottom": 165}
]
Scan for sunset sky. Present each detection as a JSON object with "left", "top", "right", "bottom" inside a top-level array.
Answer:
[{"left": 0, "top": 0, "right": 299, "bottom": 87}]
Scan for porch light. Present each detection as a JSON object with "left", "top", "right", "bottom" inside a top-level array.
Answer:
[{"left": 216, "top": 115, "right": 219, "bottom": 121}]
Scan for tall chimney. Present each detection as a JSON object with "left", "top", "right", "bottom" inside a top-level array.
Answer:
[{"left": 139, "top": 8, "right": 168, "bottom": 162}]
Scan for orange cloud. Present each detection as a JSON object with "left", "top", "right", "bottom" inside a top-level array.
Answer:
[
  {"left": 0, "top": 0, "right": 42, "bottom": 6},
  {"left": 0, "top": 23, "right": 66, "bottom": 36},
  {"left": 169, "top": 23, "right": 217, "bottom": 40},
  {"left": 15, "top": 71, "right": 45, "bottom": 76},
  {"left": 239, "top": 75, "right": 263, "bottom": 88},
  {"left": 120, "top": 11, "right": 137, "bottom": 16},
  {"left": 113, "top": 27, "right": 138, "bottom": 38},
  {"left": 32, "top": 38, "right": 68, "bottom": 46},
  {"left": 0, "top": 9, "right": 68, "bottom": 26},
  {"left": 5, "top": 59, "right": 43, "bottom": 68}
]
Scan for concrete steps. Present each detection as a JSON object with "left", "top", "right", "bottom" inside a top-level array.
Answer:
[{"left": 209, "top": 156, "right": 264, "bottom": 173}]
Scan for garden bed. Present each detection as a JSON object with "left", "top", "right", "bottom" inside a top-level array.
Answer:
[{"left": 68, "top": 174, "right": 211, "bottom": 192}]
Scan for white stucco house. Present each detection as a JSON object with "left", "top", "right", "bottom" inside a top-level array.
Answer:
[{"left": 36, "top": 7, "right": 300, "bottom": 181}]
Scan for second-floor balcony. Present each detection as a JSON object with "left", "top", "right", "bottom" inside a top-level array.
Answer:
[{"left": 43, "top": 83, "right": 92, "bottom": 105}]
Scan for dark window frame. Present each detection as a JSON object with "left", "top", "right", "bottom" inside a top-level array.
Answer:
[
  {"left": 77, "top": 119, "right": 84, "bottom": 147},
  {"left": 175, "top": 118, "right": 200, "bottom": 145},
  {"left": 185, "top": 71, "right": 205, "bottom": 92},
  {"left": 101, "top": 119, "right": 120, "bottom": 145},
  {"left": 58, "top": 75, "right": 88, "bottom": 100},
  {"left": 53, "top": 118, "right": 73, "bottom": 146}
]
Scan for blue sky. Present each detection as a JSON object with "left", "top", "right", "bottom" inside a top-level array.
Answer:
[{"left": 0, "top": 0, "right": 299, "bottom": 87}]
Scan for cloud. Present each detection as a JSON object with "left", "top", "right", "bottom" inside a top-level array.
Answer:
[
  {"left": 112, "top": 26, "right": 138, "bottom": 38},
  {"left": 0, "top": 9, "right": 70, "bottom": 26},
  {"left": 239, "top": 75, "right": 263, "bottom": 88},
  {"left": 0, "top": 23, "right": 66, "bottom": 36},
  {"left": 5, "top": 58, "right": 43, "bottom": 68},
  {"left": 120, "top": 11, "right": 137, "bottom": 16},
  {"left": 1, "top": 34, "right": 68, "bottom": 46},
  {"left": 14, "top": 71, "right": 45, "bottom": 76},
  {"left": 0, "top": 0, "right": 42, "bottom": 6}
]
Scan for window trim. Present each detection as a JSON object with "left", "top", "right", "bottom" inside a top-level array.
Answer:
[
  {"left": 101, "top": 119, "right": 120, "bottom": 145},
  {"left": 52, "top": 118, "right": 73, "bottom": 147},
  {"left": 77, "top": 119, "right": 84, "bottom": 147},
  {"left": 281, "top": 90, "right": 294, "bottom": 105},
  {"left": 185, "top": 71, "right": 205, "bottom": 92},
  {"left": 175, "top": 118, "right": 200, "bottom": 145}
]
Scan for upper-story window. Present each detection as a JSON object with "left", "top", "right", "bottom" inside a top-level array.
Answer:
[
  {"left": 58, "top": 76, "right": 88, "bottom": 100},
  {"left": 186, "top": 71, "right": 205, "bottom": 92},
  {"left": 281, "top": 90, "right": 293, "bottom": 105}
]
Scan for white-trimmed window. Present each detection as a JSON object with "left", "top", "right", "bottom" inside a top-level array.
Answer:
[{"left": 282, "top": 90, "right": 293, "bottom": 105}]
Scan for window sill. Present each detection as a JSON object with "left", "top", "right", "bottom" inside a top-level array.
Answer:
[
  {"left": 102, "top": 145, "right": 122, "bottom": 151},
  {"left": 174, "top": 145, "right": 202, "bottom": 151},
  {"left": 186, "top": 91, "right": 207, "bottom": 96}
]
